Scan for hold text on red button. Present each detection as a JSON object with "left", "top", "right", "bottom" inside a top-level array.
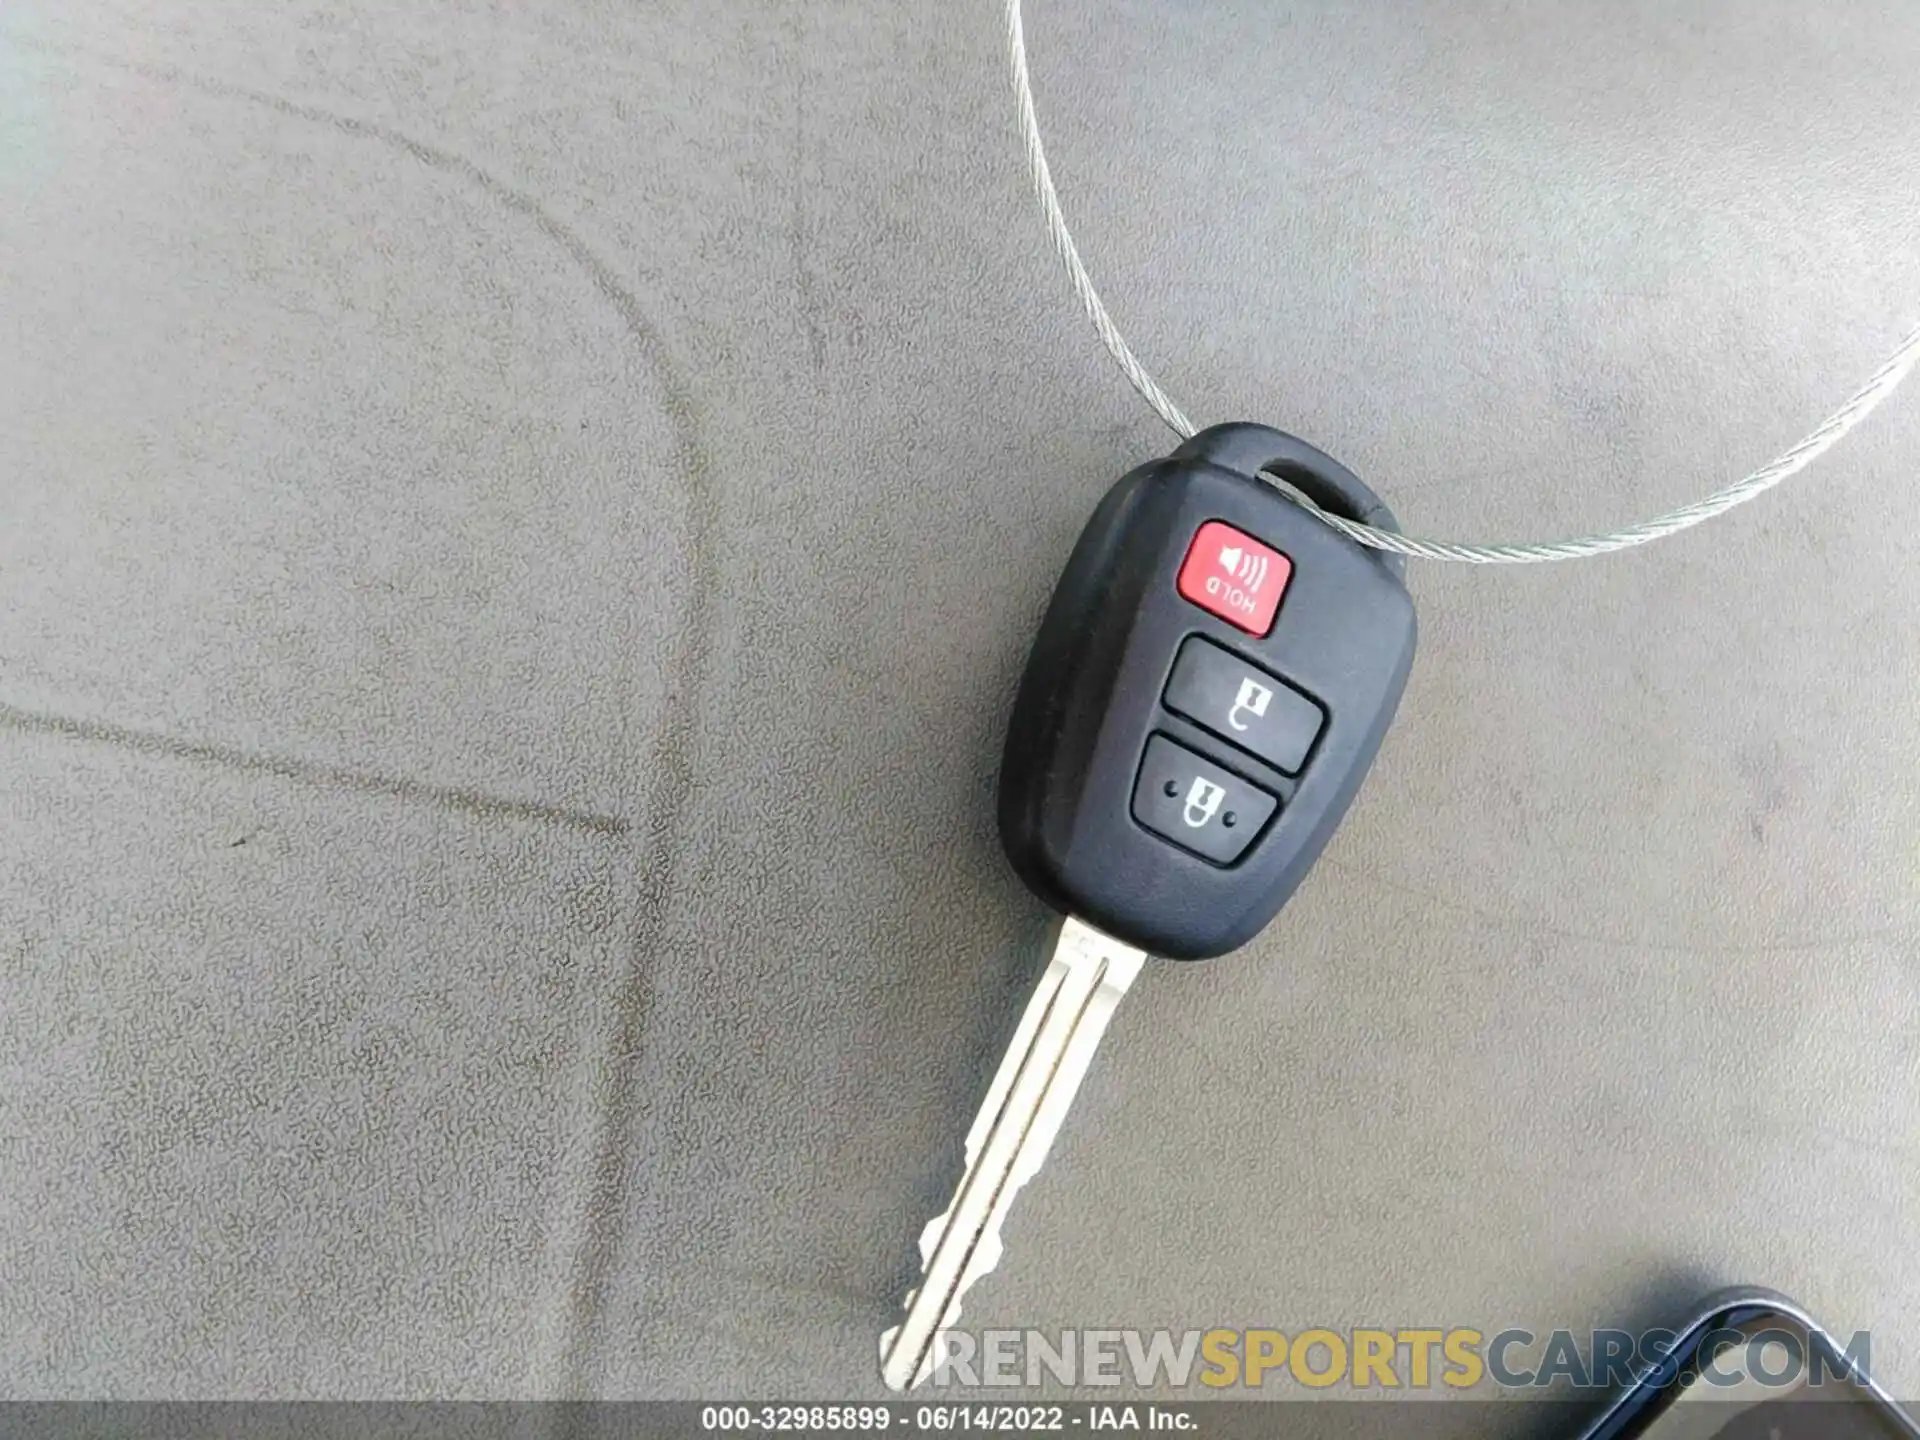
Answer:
[{"left": 1176, "top": 521, "right": 1291, "bottom": 636}]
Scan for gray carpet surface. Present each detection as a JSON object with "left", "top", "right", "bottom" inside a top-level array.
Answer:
[{"left": 3, "top": 0, "right": 1919, "bottom": 1415}]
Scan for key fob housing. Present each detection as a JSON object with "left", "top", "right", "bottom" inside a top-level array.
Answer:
[{"left": 998, "top": 423, "right": 1417, "bottom": 960}]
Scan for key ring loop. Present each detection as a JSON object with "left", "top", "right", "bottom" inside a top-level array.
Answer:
[
  {"left": 1006, "top": 0, "right": 1920, "bottom": 565},
  {"left": 1173, "top": 422, "right": 1408, "bottom": 580}
]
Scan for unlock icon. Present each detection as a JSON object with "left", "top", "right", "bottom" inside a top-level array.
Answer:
[
  {"left": 1227, "top": 677, "right": 1273, "bottom": 732},
  {"left": 1182, "top": 777, "right": 1226, "bottom": 829}
]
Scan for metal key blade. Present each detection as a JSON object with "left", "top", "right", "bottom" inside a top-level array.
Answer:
[{"left": 879, "top": 916, "right": 1146, "bottom": 1391}]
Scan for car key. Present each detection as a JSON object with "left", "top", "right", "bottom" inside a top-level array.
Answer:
[{"left": 880, "top": 423, "right": 1417, "bottom": 1390}]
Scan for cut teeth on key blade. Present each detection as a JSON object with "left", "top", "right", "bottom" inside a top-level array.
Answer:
[{"left": 879, "top": 918, "right": 1144, "bottom": 1391}]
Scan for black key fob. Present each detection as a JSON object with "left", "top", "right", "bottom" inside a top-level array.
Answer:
[{"left": 997, "top": 423, "right": 1417, "bottom": 960}]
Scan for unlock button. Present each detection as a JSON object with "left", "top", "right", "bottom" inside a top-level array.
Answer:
[
  {"left": 1164, "top": 637, "right": 1325, "bottom": 775},
  {"left": 1132, "top": 736, "right": 1278, "bottom": 865}
]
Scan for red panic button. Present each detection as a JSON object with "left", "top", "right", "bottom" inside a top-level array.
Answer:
[{"left": 1176, "top": 521, "right": 1291, "bottom": 636}]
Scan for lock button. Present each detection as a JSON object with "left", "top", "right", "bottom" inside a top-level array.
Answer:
[{"left": 1131, "top": 735, "right": 1278, "bottom": 865}]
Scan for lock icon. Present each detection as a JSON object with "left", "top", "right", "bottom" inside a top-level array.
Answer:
[{"left": 1182, "top": 777, "right": 1226, "bottom": 829}]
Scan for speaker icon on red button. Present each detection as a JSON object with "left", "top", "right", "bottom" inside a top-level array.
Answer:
[
  {"left": 1216, "top": 544, "right": 1268, "bottom": 592},
  {"left": 1176, "top": 521, "right": 1291, "bottom": 636}
]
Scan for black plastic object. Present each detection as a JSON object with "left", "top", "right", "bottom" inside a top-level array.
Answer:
[
  {"left": 997, "top": 422, "right": 1417, "bottom": 960},
  {"left": 1575, "top": 1288, "right": 1920, "bottom": 1439}
]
